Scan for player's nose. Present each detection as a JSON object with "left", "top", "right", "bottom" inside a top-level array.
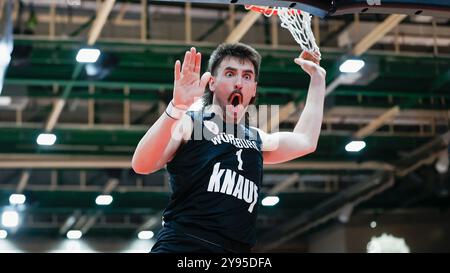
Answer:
[{"left": 234, "top": 77, "right": 243, "bottom": 90}]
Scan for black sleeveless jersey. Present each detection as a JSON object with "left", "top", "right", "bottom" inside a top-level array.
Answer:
[{"left": 163, "top": 110, "right": 263, "bottom": 250}]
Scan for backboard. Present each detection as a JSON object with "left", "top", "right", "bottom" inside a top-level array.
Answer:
[{"left": 154, "top": 0, "right": 450, "bottom": 18}]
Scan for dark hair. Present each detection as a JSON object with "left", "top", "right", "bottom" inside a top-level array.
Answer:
[{"left": 202, "top": 43, "right": 262, "bottom": 108}]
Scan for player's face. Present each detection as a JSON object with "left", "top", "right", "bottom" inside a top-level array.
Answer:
[{"left": 209, "top": 57, "right": 257, "bottom": 123}]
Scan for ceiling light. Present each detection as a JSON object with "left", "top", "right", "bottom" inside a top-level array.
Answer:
[
  {"left": 138, "top": 231, "right": 154, "bottom": 240},
  {"left": 9, "top": 194, "right": 26, "bottom": 205},
  {"left": 76, "top": 48, "right": 101, "bottom": 63},
  {"left": 1, "top": 211, "right": 19, "bottom": 228},
  {"left": 66, "top": 230, "right": 82, "bottom": 240},
  {"left": 85, "top": 63, "right": 100, "bottom": 76},
  {"left": 0, "top": 96, "right": 12, "bottom": 106},
  {"left": 339, "top": 59, "right": 365, "bottom": 73},
  {"left": 95, "top": 195, "right": 113, "bottom": 205},
  {"left": 435, "top": 150, "right": 449, "bottom": 174},
  {"left": 261, "top": 196, "right": 279, "bottom": 206},
  {"left": 36, "top": 133, "right": 56, "bottom": 146},
  {"left": 0, "top": 230, "right": 7, "bottom": 239},
  {"left": 345, "top": 140, "right": 366, "bottom": 152},
  {"left": 67, "top": 0, "right": 81, "bottom": 7}
]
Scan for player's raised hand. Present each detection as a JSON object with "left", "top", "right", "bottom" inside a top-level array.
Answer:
[
  {"left": 294, "top": 51, "right": 326, "bottom": 78},
  {"left": 172, "top": 47, "right": 211, "bottom": 109}
]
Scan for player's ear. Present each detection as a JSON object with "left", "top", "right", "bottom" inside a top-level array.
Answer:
[{"left": 208, "top": 76, "right": 216, "bottom": 92}]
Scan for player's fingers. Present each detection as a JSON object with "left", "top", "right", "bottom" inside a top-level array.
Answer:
[
  {"left": 194, "top": 52, "right": 201, "bottom": 74},
  {"left": 181, "top": 51, "right": 191, "bottom": 74},
  {"left": 294, "top": 58, "right": 305, "bottom": 66},
  {"left": 299, "top": 51, "right": 320, "bottom": 65},
  {"left": 199, "top": 72, "right": 211, "bottom": 90},
  {"left": 188, "top": 47, "right": 196, "bottom": 71},
  {"left": 174, "top": 60, "right": 181, "bottom": 81}
]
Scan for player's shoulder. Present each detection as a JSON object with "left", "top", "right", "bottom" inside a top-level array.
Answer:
[
  {"left": 249, "top": 126, "right": 269, "bottom": 145},
  {"left": 250, "top": 126, "right": 268, "bottom": 138},
  {"left": 186, "top": 109, "right": 216, "bottom": 121},
  {"left": 250, "top": 126, "right": 277, "bottom": 152}
]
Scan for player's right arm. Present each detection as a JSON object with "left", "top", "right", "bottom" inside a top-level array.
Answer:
[{"left": 132, "top": 47, "right": 211, "bottom": 174}]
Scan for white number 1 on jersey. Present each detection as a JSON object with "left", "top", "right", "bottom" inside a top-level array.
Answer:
[{"left": 236, "top": 149, "right": 243, "bottom": 171}]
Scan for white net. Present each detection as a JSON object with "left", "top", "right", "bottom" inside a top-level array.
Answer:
[{"left": 245, "top": 5, "right": 321, "bottom": 60}]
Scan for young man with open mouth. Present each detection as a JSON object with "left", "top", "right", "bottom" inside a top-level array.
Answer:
[{"left": 132, "top": 43, "right": 326, "bottom": 253}]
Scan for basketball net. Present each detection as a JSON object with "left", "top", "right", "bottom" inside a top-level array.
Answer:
[{"left": 245, "top": 5, "right": 321, "bottom": 60}]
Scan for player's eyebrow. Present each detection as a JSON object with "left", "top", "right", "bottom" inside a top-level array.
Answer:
[
  {"left": 223, "top": 67, "right": 254, "bottom": 75},
  {"left": 223, "top": 67, "right": 237, "bottom": 72}
]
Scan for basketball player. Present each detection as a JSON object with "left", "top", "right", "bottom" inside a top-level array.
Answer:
[{"left": 132, "top": 43, "right": 326, "bottom": 253}]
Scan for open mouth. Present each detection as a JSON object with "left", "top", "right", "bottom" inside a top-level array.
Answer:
[{"left": 229, "top": 92, "right": 243, "bottom": 107}]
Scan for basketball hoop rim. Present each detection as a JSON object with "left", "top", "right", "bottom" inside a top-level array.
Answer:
[
  {"left": 245, "top": 4, "right": 321, "bottom": 60},
  {"left": 244, "top": 5, "right": 302, "bottom": 16}
]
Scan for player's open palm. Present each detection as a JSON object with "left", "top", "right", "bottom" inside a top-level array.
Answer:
[{"left": 172, "top": 47, "right": 211, "bottom": 109}]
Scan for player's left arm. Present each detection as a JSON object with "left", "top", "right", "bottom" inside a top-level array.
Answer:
[{"left": 256, "top": 52, "right": 326, "bottom": 164}]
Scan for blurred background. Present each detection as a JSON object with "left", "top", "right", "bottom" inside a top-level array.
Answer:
[{"left": 0, "top": 0, "right": 449, "bottom": 253}]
